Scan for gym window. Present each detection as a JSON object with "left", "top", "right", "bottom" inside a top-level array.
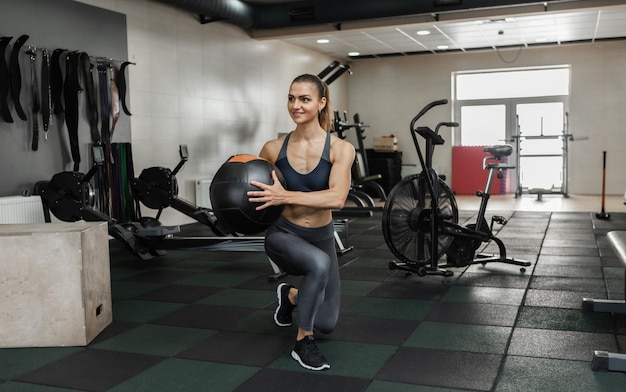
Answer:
[{"left": 453, "top": 66, "right": 570, "bottom": 146}]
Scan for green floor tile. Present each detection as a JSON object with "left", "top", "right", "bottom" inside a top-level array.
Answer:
[
  {"left": 113, "top": 300, "right": 186, "bottom": 323},
  {"left": 344, "top": 297, "right": 435, "bottom": 321},
  {"left": 92, "top": 324, "right": 215, "bottom": 356},
  {"left": 495, "top": 356, "right": 626, "bottom": 392},
  {"left": 0, "top": 347, "right": 82, "bottom": 379},
  {"left": 404, "top": 321, "right": 512, "bottom": 354},
  {"left": 177, "top": 272, "right": 258, "bottom": 288},
  {"left": 442, "top": 286, "right": 525, "bottom": 306},
  {"left": 269, "top": 340, "right": 397, "bottom": 379},
  {"left": 198, "top": 288, "right": 276, "bottom": 309},
  {"left": 108, "top": 358, "right": 260, "bottom": 392}
]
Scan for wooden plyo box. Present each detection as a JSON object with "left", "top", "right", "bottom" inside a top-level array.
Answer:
[{"left": 0, "top": 222, "right": 112, "bottom": 347}]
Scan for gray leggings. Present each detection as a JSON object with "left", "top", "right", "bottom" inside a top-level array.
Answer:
[{"left": 264, "top": 216, "right": 340, "bottom": 333}]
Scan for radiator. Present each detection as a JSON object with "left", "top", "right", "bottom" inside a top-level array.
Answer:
[
  {"left": 195, "top": 179, "right": 213, "bottom": 209},
  {"left": 0, "top": 195, "right": 59, "bottom": 224}
]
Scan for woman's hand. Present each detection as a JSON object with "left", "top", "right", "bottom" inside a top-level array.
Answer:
[{"left": 248, "top": 170, "right": 287, "bottom": 210}]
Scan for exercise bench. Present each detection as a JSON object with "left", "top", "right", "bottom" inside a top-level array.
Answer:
[{"left": 582, "top": 231, "right": 626, "bottom": 372}]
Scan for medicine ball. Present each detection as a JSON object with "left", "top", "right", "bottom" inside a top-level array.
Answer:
[{"left": 210, "top": 154, "right": 285, "bottom": 235}]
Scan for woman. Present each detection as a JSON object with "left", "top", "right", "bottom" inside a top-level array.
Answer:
[{"left": 247, "top": 74, "right": 355, "bottom": 371}]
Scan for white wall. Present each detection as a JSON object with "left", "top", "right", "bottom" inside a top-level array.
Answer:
[
  {"left": 75, "top": 0, "right": 348, "bottom": 225},
  {"left": 348, "top": 42, "right": 626, "bottom": 196}
]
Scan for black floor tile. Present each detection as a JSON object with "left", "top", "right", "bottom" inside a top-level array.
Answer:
[
  {"left": 135, "top": 284, "right": 221, "bottom": 303},
  {"left": 234, "top": 368, "right": 369, "bottom": 392},
  {"left": 177, "top": 331, "right": 292, "bottom": 367},
  {"left": 14, "top": 350, "right": 163, "bottom": 392},
  {"left": 153, "top": 303, "right": 255, "bottom": 330}
]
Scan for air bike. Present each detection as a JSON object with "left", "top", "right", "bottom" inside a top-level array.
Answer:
[
  {"left": 382, "top": 99, "right": 531, "bottom": 277},
  {"left": 39, "top": 145, "right": 351, "bottom": 280}
]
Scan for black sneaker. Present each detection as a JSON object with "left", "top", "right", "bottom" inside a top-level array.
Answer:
[
  {"left": 291, "top": 335, "right": 330, "bottom": 371},
  {"left": 274, "top": 283, "right": 295, "bottom": 327}
]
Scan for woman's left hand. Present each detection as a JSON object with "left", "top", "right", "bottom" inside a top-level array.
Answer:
[{"left": 248, "top": 170, "right": 287, "bottom": 210}]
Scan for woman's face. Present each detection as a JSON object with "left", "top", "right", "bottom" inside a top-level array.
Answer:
[{"left": 288, "top": 81, "right": 326, "bottom": 126}]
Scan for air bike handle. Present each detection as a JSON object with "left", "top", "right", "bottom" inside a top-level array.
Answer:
[{"left": 410, "top": 99, "right": 448, "bottom": 131}]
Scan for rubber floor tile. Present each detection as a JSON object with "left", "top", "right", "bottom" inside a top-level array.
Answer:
[
  {"left": 109, "top": 358, "right": 259, "bottom": 392},
  {"left": 197, "top": 288, "right": 277, "bottom": 309},
  {"left": 426, "top": 302, "right": 519, "bottom": 326},
  {"left": 340, "top": 266, "right": 396, "bottom": 282},
  {"left": 0, "top": 381, "right": 80, "bottom": 391},
  {"left": 0, "top": 347, "right": 82, "bottom": 380},
  {"left": 234, "top": 368, "right": 368, "bottom": 392},
  {"left": 364, "top": 380, "right": 468, "bottom": 392},
  {"left": 134, "top": 284, "right": 220, "bottom": 303},
  {"left": 110, "top": 280, "right": 164, "bottom": 300},
  {"left": 121, "top": 268, "right": 198, "bottom": 284},
  {"left": 366, "top": 279, "right": 452, "bottom": 300},
  {"left": 524, "top": 289, "right": 606, "bottom": 309},
  {"left": 404, "top": 321, "right": 512, "bottom": 354},
  {"left": 112, "top": 299, "right": 186, "bottom": 323},
  {"left": 340, "top": 279, "right": 381, "bottom": 296},
  {"left": 177, "top": 331, "right": 292, "bottom": 367},
  {"left": 495, "top": 356, "right": 626, "bottom": 392},
  {"left": 329, "top": 314, "right": 419, "bottom": 346},
  {"left": 533, "top": 264, "right": 603, "bottom": 278},
  {"left": 176, "top": 271, "right": 259, "bottom": 288},
  {"left": 540, "top": 246, "right": 599, "bottom": 256},
  {"left": 153, "top": 303, "right": 255, "bottom": 330},
  {"left": 517, "top": 305, "right": 615, "bottom": 333},
  {"left": 344, "top": 297, "right": 434, "bottom": 321},
  {"left": 455, "top": 272, "right": 530, "bottom": 288},
  {"left": 376, "top": 347, "right": 502, "bottom": 391},
  {"left": 14, "top": 349, "right": 163, "bottom": 392},
  {"left": 536, "top": 254, "right": 601, "bottom": 266},
  {"left": 529, "top": 276, "right": 606, "bottom": 292},
  {"left": 442, "top": 286, "right": 526, "bottom": 306},
  {"left": 92, "top": 324, "right": 214, "bottom": 356},
  {"left": 508, "top": 327, "right": 618, "bottom": 361}
]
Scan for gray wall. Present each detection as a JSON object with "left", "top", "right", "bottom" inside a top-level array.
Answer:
[{"left": 0, "top": 0, "right": 129, "bottom": 196}]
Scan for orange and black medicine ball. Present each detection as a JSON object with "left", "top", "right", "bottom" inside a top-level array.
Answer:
[{"left": 210, "top": 154, "right": 286, "bottom": 235}]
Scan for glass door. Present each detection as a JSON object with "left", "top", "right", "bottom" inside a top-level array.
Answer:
[{"left": 515, "top": 102, "right": 565, "bottom": 194}]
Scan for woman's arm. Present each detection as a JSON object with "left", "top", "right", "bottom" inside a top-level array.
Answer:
[{"left": 249, "top": 138, "right": 355, "bottom": 211}]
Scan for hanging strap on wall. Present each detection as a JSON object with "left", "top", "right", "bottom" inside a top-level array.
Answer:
[
  {"left": 117, "top": 61, "right": 134, "bottom": 116},
  {"left": 27, "top": 46, "right": 39, "bottom": 151},
  {"left": 0, "top": 36, "right": 13, "bottom": 123},
  {"left": 64, "top": 51, "right": 80, "bottom": 171},
  {"left": 40, "top": 48, "right": 51, "bottom": 140},
  {"left": 9, "top": 34, "right": 29, "bottom": 121},
  {"left": 109, "top": 64, "right": 120, "bottom": 144},
  {"left": 97, "top": 60, "right": 110, "bottom": 146},
  {"left": 78, "top": 52, "right": 99, "bottom": 143},
  {"left": 50, "top": 48, "right": 65, "bottom": 115}
]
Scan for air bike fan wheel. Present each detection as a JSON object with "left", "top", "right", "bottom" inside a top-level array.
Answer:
[{"left": 382, "top": 173, "right": 459, "bottom": 269}]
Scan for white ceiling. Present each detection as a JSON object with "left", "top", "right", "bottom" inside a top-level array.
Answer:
[{"left": 249, "top": 2, "right": 626, "bottom": 60}]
